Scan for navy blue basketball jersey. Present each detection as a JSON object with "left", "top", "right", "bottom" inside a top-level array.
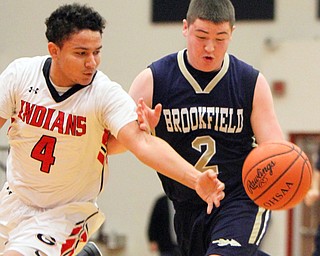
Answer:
[{"left": 150, "top": 49, "right": 259, "bottom": 205}]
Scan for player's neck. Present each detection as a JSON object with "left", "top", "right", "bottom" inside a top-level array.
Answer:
[{"left": 49, "top": 62, "right": 75, "bottom": 88}]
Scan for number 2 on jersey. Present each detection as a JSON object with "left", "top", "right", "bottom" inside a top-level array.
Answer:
[
  {"left": 31, "top": 135, "right": 56, "bottom": 173},
  {"left": 192, "top": 136, "right": 219, "bottom": 174}
]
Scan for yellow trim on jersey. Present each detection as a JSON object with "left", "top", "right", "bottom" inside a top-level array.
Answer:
[
  {"left": 249, "top": 207, "right": 270, "bottom": 245},
  {"left": 177, "top": 49, "right": 230, "bottom": 94}
]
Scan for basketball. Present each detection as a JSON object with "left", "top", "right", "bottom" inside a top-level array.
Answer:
[{"left": 242, "top": 141, "right": 312, "bottom": 210}]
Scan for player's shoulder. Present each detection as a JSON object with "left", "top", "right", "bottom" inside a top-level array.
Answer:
[
  {"left": 10, "top": 55, "right": 49, "bottom": 66},
  {"left": 228, "top": 54, "right": 259, "bottom": 78},
  {"left": 91, "top": 70, "right": 127, "bottom": 97},
  {"left": 7, "top": 55, "right": 49, "bottom": 72},
  {"left": 151, "top": 51, "right": 178, "bottom": 66},
  {"left": 2, "top": 56, "right": 50, "bottom": 83},
  {"left": 93, "top": 70, "right": 120, "bottom": 88},
  {"left": 228, "top": 54, "right": 257, "bottom": 71},
  {"left": 149, "top": 51, "right": 179, "bottom": 76}
]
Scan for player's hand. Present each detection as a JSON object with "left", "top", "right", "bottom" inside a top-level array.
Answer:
[
  {"left": 149, "top": 241, "right": 159, "bottom": 252},
  {"left": 195, "top": 170, "right": 225, "bottom": 214},
  {"left": 304, "top": 188, "right": 320, "bottom": 207},
  {"left": 136, "top": 98, "right": 162, "bottom": 133}
]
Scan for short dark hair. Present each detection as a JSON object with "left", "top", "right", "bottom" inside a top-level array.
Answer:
[
  {"left": 45, "top": 3, "right": 106, "bottom": 47},
  {"left": 187, "top": 0, "right": 235, "bottom": 27}
]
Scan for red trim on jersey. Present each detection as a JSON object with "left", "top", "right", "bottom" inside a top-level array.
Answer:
[{"left": 97, "top": 129, "right": 110, "bottom": 165}]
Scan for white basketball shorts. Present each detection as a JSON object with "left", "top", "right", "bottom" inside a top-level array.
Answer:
[{"left": 0, "top": 182, "right": 105, "bottom": 256}]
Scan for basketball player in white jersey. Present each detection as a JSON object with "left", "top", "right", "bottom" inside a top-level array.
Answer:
[{"left": 0, "top": 3, "right": 225, "bottom": 256}]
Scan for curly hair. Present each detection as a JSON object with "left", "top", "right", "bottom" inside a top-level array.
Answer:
[{"left": 45, "top": 3, "right": 106, "bottom": 47}]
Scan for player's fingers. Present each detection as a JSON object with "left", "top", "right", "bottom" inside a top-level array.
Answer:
[
  {"left": 211, "top": 181, "right": 225, "bottom": 209},
  {"left": 209, "top": 173, "right": 224, "bottom": 192},
  {"left": 216, "top": 181, "right": 225, "bottom": 192},
  {"left": 138, "top": 97, "right": 144, "bottom": 105},
  {"left": 207, "top": 202, "right": 213, "bottom": 214},
  {"left": 137, "top": 106, "right": 142, "bottom": 116},
  {"left": 137, "top": 112, "right": 144, "bottom": 124},
  {"left": 136, "top": 103, "right": 143, "bottom": 114},
  {"left": 139, "top": 123, "right": 148, "bottom": 131},
  {"left": 205, "top": 171, "right": 224, "bottom": 212},
  {"left": 140, "top": 99, "right": 151, "bottom": 115},
  {"left": 213, "top": 191, "right": 225, "bottom": 208},
  {"left": 206, "top": 169, "right": 218, "bottom": 180},
  {"left": 154, "top": 103, "right": 162, "bottom": 116}
]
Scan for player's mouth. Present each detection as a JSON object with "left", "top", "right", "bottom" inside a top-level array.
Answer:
[
  {"left": 203, "top": 56, "right": 214, "bottom": 61},
  {"left": 79, "top": 71, "right": 95, "bottom": 85},
  {"left": 83, "top": 71, "right": 95, "bottom": 77}
]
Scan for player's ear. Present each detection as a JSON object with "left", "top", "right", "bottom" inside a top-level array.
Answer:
[
  {"left": 182, "top": 19, "right": 188, "bottom": 37},
  {"left": 48, "top": 42, "right": 60, "bottom": 59},
  {"left": 229, "top": 25, "right": 236, "bottom": 40}
]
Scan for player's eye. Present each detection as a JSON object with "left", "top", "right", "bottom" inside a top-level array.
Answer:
[{"left": 75, "top": 51, "right": 86, "bottom": 56}]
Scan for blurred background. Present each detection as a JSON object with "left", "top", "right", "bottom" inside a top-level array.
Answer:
[{"left": 1, "top": 1, "right": 320, "bottom": 255}]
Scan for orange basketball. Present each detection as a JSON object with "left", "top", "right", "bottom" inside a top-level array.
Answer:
[{"left": 242, "top": 141, "right": 312, "bottom": 210}]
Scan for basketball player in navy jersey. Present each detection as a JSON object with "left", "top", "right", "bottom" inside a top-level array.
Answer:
[
  {"left": 129, "top": 0, "right": 284, "bottom": 255},
  {"left": 0, "top": 3, "right": 225, "bottom": 256}
]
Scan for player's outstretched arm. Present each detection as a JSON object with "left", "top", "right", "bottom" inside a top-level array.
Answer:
[
  {"left": 107, "top": 98, "right": 160, "bottom": 154},
  {"left": 117, "top": 120, "right": 225, "bottom": 214},
  {"left": 107, "top": 135, "right": 127, "bottom": 155}
]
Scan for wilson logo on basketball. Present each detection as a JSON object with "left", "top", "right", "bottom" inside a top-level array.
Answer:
[{"left": 246, "top": 161, "right": 275, "bottom": 194}]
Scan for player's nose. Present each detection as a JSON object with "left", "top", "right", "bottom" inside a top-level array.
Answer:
[{"left": 85, "top": 54, "right": 97, "bottom": 69}]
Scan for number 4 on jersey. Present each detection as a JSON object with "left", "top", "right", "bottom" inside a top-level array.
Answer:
[{"left": 31, "top": 135, "right": 56, "bottom": 173}]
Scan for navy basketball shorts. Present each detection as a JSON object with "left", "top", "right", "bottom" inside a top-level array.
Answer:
[{"left": 174, "top": 196, "right": 271, "bottom": 256}]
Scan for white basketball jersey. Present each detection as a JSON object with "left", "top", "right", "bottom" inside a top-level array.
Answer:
[{"left": 0, "top": 56, "right": 137, "bottom": 208}]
